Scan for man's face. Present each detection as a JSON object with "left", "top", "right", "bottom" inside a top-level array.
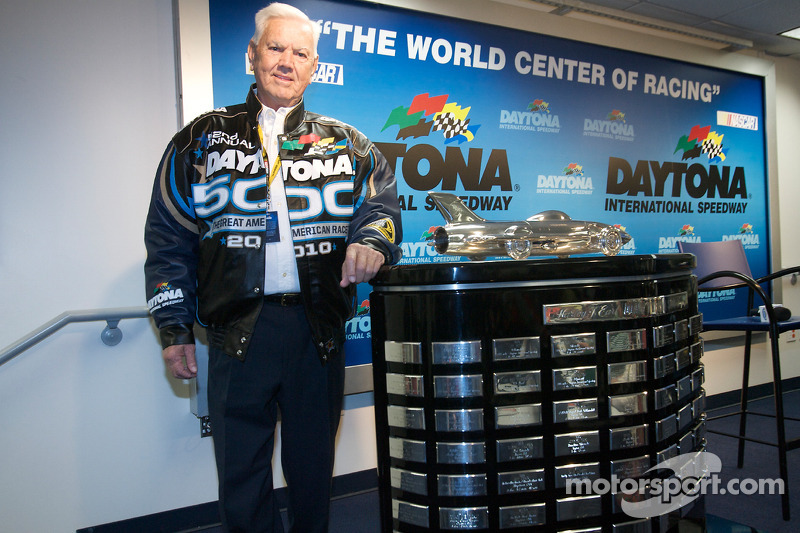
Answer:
[{"left": 248, "top": 17, "right": 318, "bottom": 110}]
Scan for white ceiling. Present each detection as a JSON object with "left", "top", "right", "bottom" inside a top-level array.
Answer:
[{"left": 527, "top": 0, "right": 800, "bottom": 60}]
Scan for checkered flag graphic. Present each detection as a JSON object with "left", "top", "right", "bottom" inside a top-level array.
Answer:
[
  {"left": 702, "top": 139, "right": 723, "bottom": 159},
  {"left": 433, "top": 112, "right": 469, "bottom": 139},
  {"left": 307, "top": 142, "right": 337, "bottom": 156}
]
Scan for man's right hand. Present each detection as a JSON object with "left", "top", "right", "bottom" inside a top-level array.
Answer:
[{"left": 162, "top": 344, "right": 197, "bottom": 379}]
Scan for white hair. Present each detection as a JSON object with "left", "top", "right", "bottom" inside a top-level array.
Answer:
[{"left": 251, "top": 2, "right": 321, "bottom": 57}]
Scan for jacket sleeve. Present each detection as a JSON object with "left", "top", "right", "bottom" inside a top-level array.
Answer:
[
  {"left": 348, "top": 140, "right": 403, "bottom": 265},
  {"left": 144, "top": 140, "right": 200, "bottom": 348}
]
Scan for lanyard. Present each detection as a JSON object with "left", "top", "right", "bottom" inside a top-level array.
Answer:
[{"left": 257, "top": 123, "right": 282, "bottom": 187}]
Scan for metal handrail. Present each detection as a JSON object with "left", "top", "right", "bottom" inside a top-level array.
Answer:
[{"left": 0, "top": 306, "right": 151, "bottom": 368}]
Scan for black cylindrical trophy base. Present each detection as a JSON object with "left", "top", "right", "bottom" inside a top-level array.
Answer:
[{"left": 370, "top": 256, "right": 706, "bottom": 532}]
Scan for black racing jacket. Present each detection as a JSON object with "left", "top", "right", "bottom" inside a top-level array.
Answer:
[{"left": 144, "top": 85, "right": 402, "bottom": 362}]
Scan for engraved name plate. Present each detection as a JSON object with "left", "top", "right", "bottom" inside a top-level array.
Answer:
[
  {"left": 653, "top": 324, "right": 675, "bottom": 348},
  {"left": 654, "top": 385, "right": 676, "bottom": 410},
  {"left": 555, "top": 430, "right": 600, "bottom": 456},
  {"left": 674, "top": 319, "right": 689, "bottom": 342},
  {"left": 391, "top": 467, "right": 427, "bottom": 495},
  {"left": 657, "top": 444, "right": 678, "bottom": 463},
  {"left": 493, "top": 337, "right": 540, "bottom": 360},
  {"left": 555, "top": 462, "right": 600, "bottom": 488},
  {"left": 553, "top": 366, "right": 597, "bottom": 390},
  {"left": 691, "top": 340, "right": 703, "bottom": 364},
  {"left": 390, "top": 437, "right": 427, "bottom": 463},
  {"left": 692, "top": 366, "right": 705, "bottom": 391},
  {"left": 435, "top": 409, "right": 483, "bottom": 432},
  {"left": 679, "top": 431, "right": 694, "bottom": 454},
  {"left": 543, "top": 298, "right": 652, "bottom": 324},
  {"left": 693, "top": 390, "right": 706, "bottom": 417},
  {"left": 610, "top": 424, "right": 649, "bottom": 450},
  {"left": 608, "top": 361, "right": 647, "bottom": 385},
  {"left": 438, "top": 473, "right": 487, "bottom": 497},
  {"left": 660, "top": 292, "right": 689, "bottom": 314},
  {"left": 437, "top": 441, "right": 486, "bottom": 464},
  {"left": 655, "top": 414, "right": 678, "bottom": 442},
  {"left": 497, "top": 436, "right": 543, "bottom": 462},
  {"left": 494, "top": 370, "right": 541, "bottom": 394},
  {"left": 496, "top": 404, "right": 542, "bottom": 427},
  {"left": 677, "top": 375, "right": 693, "bottom": 400},
  {"left": 557, "top": 495, "right": 602, "bottom": 520},
  {"left": 498, "top": 503, "right": 546, "bottom": 529},
  {"left": 498, "top": 469, "right": 545, "bottom": 494},
  {"left": 388, "top": 405, "right": 425, "bottom": 430},
  {"left": 434, "top": 374, "right": 483, "bottom": 398},
  {"left": 611, "top": 455, "right": 650, "bottom": 479},
  {"left": 393, "top": 499, "right": 429, "bottom": 527},
  {"left": 689, "top": 314, "right": 703, "bottom": 336},
  {"left": 609, "top": 392, "right": 648, "bottom": 417},
  {"left": 607, "top": 329, "right": 647, "bottom": 353},
  {"left": 554, "top": 398, "right": 599, "bottom": 422},
  {"left": 678, "top": 404, "right": 693, "bottom": 430},
  {"left": 676, "top": 347, "right": 691, "bottom": 370},
  {"left": 432, "top": 340, "right": 481, "bottom": 365},
  {"left": 439, "top": 507, "right": 489, "bottom": 530},
  {"left": 386, "top": 373, "right": 424, "bottom": 397},
  {"left": 385, "top": 341, "right": 422, "bottom": 364},
  {"left": 552, "top": 333, "right": 596, "bottom": 357},
  {"left": 653, "top": 353, "right": 677, "bottom": 379},
  {"left": 613, "top": 518, "right": 653, "bottom": 533}
]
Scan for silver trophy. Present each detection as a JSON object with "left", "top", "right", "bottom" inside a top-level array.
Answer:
[{"left": 425, "top": 191, "right": 631, "bottom": 260}]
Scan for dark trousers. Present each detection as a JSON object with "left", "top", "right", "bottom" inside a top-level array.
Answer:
[{"left": 207, "top": 302, "right": 346, "bottom": 533}]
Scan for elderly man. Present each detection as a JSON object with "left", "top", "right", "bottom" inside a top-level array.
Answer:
[{"left": 144, "top": 3, "right": 402, "bottom": 531}]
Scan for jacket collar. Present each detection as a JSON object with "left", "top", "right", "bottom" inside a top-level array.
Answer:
[{"left": 245, "top": 83, "right": 306, "bottom": 133}]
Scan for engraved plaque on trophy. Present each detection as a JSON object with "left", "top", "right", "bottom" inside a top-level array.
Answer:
[
  {"left": 691, "top": 340, "right": 703, "bottom": 364},
  {"left": 554, "top": 398, "right": 599, "bottom": 422},
  {"left": 494, "top": 370, "right": 541, "bottom": 394},
  {"left": 435, "top": 408, "right": 483, "bottom": 432},
  {"left": 655, "top": 414, "right": 678, "bottom": 442},
  {"left": 389, "top": 437, "right": 427, "bottom": 463},
  {"left": 654, "top": 385, "right": 676, "bottom": 410},
  {"left": 610, "top": 455, "right": 650, "bottom": 479},
  {"left": 386, "top": 373, "right": 424, "bottom": 397},
  {"left": 689, "top": 314, "right": 703, "bottom": 336},
  {"left": 678, "top": 404, "right": 693, "bottom": 430},
  {"left": 385, "top": 341, "right": 422, "bottom": 364},
  {"left": 496, "top": 404, "right": 542, "bottom": 427},
  {"left": 437, "top": 441, "right": 486, "bottom": 464},
  {"left": 555, "top": 430, "right": 600, "bottom": 456},
  {"left": 609, "top": 392, "right": 648, "bottom": 417},
  {"left": 608, "top": 361, "right": 647, "bottom": 385},
  {"left": 388, "top": 405, "right": 426, "bottom": 430},
  {"left": 607, "top": 329, "right": 647, "bottom": 353},
  {"left": 657, "top": 444, "right": 678, "bottom": 463},
  {"left": 497, "top": 436, "right": 544, "bottom": 462},
  {"left": 439, "top": 507, "right": 489, "bottom": 530},
  {"left": 610, "top": 424, "right": 649, "bottom": 450},
  {"left": 677, "top": 375, "right": 692, "bottom": 400},
  {"left": 676, "top": 347, "right": 691, "bottom": 370},
  {"left": 679, "top": 431, "right": 694, "bottom": 454},
  {"left": 555, "top": 462, "right": 600, "bottom": 488},
  {"left": 661, "top": 292, "right": 689, "bottom": 314},
  {"left": 553, "top": 366, "right": 597, "bottom": 390},
  {"left": 438, "top": 473, "right": 487, "bottom": 497},
  {"left": 693, "top": 390, "right": 706, "bottom": 417},
  {"left": 692, "top": 366, "right": 705, "bottom": 391},
  {"left": 674, "top": 319, "right": 689, "bottom": 342},
  {"left": 653, "top": 353, "right": 677, "bottom": 379},
  {"left": 434, "top": 374, "right": 483, "bottom": 398},
  {"left": 498, "top": 503, "right": 546, "bottom": 529},
  {"left": 653, "top": 324, "right": 675, "bottom": 348},
  {"left": 497, "top": 469, "right": 546, "bottom": 494},
  {"left": 557, "top": 495, "right": 602, "bottom": 520},
  {"left": 432, "top": 340, "right": 482, "bottom": 365},
  {"left": 493, "top": 337, "right": 540, "bottom": 360},
  {"left": 393, "top": 499, "right": 429, "bottom": 527},
  {"left": 613, "top": 518, "right": 653, "bottom": 533},
  {"left": 551, "top": 333, "right": 596, "bottom": 357},
  {"left": 543, "top": 298, "right": 652, "bottom": 324},
  {"left": 391, "top": 467, "right": 428, "bottom": 495}
]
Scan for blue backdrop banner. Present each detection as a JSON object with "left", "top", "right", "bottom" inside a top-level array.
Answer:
[{"left": 207, "top": 0, "right": 769, "bottom": 366}]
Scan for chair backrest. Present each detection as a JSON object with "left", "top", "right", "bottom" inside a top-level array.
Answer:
[{"left": 678, "top": 240, "right": 753, "bottom": 289}]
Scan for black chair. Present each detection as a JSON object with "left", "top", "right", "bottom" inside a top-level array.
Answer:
[{"left": 679, "top": 239, "right": 800, "bottom": 520}]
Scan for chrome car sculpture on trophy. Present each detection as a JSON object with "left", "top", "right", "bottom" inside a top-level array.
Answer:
[{"left": 426, "top": 191, "right": 632, "bottom": 260}]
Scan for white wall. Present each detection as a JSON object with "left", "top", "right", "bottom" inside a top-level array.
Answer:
[{"left": 1, "top": 0, "right": 799, "bottom": 531}]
